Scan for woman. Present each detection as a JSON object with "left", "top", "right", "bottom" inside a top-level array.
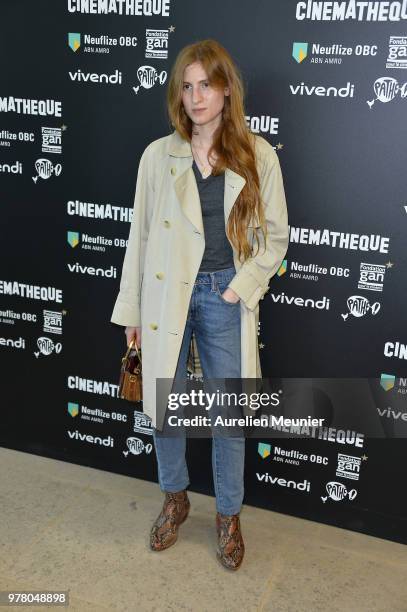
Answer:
[{"left": 111, "top": 39, "right": 289, "bottom": 570}]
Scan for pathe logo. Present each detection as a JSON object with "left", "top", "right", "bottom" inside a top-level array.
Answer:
[
  {"left": 321, "top": 481, "right": 357, "bottom": 503},
  {"left": 68, "top": 33, "right": 81, "bottom": 52},
  {"left": 367, "top": 76, "right": 407, "bottom": 108},
  {"left": 34, "top": 336, "right": 62, "bottom": 358},
  {"left": 33, "top": 159, "right": 62, "bottom": 183},
  {"left": 341, "top": 295, "right": 380, "bottom": 321},
  {"left": 380, "top": 373, "right": 396, "bottom": 391},
  {"left": 292, "top": 42, "right": 308, "bottom": 63},
  {"left": 67, "top": 231, "right": 80, "bottom": 248},
  {"left": 124, "top": 437, "right": 153, "bottom": 457},
  {"left": 133, "top": 65, "right": 167, "bottom": 94}
]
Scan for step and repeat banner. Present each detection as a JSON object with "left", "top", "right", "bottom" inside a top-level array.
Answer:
[{"left": 1, "top": 1, "right": 406, "bottom": 544}]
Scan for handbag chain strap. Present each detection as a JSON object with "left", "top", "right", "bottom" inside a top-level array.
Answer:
[{"left": 122, "top": 335, "right": 142, "bottom": 364}]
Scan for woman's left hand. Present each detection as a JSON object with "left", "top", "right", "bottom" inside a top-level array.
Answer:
[{"left": 221, "top": 287, "right": 240, "bottom": 304}]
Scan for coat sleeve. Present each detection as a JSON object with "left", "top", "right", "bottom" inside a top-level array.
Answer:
[
  {"left": 227, "top": 139, "right": 289, "bottom": 311},
  {"left": 110, "top": 145, "right": 155, "bottom": 327}
]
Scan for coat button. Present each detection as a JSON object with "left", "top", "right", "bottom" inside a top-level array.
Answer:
[
  {"left": 163, "top": 220, "right": 171, "bottom": 228},
  {"left": 155, "top": 272, "right": 164, "bottom": 280},
  {"left": 170, "top": 167, "right": 177, "bottom": 175},
  {"left": 149, "top": 322, "right": 158, "bottom": 330}
]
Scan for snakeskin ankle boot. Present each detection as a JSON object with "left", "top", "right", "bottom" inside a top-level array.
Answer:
[
  {"left": 150, "top": 490, "right": 190, "bottom": 551},
  {"left": 215, "top": 511, "right": 245, "bottom": 570}
]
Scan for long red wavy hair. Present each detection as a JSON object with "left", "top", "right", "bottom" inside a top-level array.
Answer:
[{"left": 166, "top": 39, "right": 267, "bottom": 262}]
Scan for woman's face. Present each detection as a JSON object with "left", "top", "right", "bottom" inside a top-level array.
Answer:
[{"left": 181, "top": 61, "right": 230, "bottom": 129}]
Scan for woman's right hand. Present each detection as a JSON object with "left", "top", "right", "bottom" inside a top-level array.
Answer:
[{"left": 125, "top": 326, "right": 142, "bottom": 349}]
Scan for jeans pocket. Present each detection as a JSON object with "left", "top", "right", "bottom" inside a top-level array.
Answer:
[{"left": 215, "top": 280, "right": 240, "bottom": 306}]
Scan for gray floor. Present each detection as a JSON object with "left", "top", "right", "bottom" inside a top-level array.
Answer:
[{"left": 1, "top": 447, "right": 406, "bottom": 612}]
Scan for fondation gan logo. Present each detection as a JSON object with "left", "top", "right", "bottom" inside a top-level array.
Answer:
[
  {"left": 386, "top": 35, "right": 407, "bottom": 68},
  {"left": 358, "top": 262, "right": 387, "bottom": 292}
]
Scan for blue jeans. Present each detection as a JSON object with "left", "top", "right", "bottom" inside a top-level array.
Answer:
[{"left": 152, "top": 266, "right": 245, "bottom": 515}]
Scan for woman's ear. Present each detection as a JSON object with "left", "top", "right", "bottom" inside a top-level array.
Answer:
[{"left": 224, "top": 86, "right": 230, "bottom": 96}]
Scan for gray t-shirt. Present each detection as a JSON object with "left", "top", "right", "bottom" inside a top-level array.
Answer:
[{"left": 192, "top": 159, "right": 235, "bottom": 272}]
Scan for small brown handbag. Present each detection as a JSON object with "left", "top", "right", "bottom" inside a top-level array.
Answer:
[{"left": 118, "top": 336, "right": 143, "bottom": 402}]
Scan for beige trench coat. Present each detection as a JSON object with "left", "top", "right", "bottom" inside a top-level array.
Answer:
[{"left": 111, "top": 129, "right": 289, "bottom": 430}]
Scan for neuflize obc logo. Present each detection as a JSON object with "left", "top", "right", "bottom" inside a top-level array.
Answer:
[
  {"left": 68, "top": 32, "right": 81, "bottom": 52},
  {"left": 68, "top": 402, "right": 79, "bottom": 417},
  {"left": 277, "top": 260, "right": 287, "bottom": 276},
  {"left": 292, "top": 42, "right": 308, "bottom": 63},
  {"left": 258, "top": 442, "right": 272, "bottom": 458},
  {"left": 67, "top": 231, "right": 80, "bottom": 248},
  {"left": 380, "top": 373, "right": 396, "bottom": 391}
]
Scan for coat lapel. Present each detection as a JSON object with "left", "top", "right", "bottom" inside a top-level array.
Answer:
[{"left": 169, "top": 130, "right": 246, "bottom": 236}]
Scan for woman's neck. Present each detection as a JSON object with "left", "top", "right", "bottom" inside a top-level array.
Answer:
[{"left": 191, "top": 115, "right": 221, "bottom": 149}]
